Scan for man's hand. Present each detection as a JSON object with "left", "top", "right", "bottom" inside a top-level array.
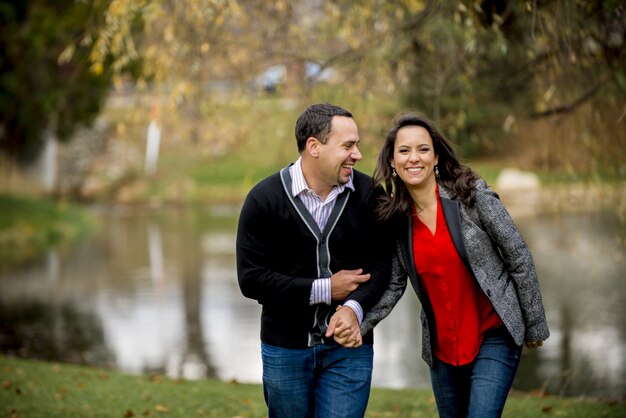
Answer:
[
  {"left": 330, "top": 269, "right": 370, "bottom": 301},
  {"left": 325, "top": 306, "right": 362, "bottom": 348}
]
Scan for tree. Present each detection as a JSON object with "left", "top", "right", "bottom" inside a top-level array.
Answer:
[
  {"left": 0, "top": 0, "right": 136, "bottom": 164},
  {"left": 310, "top": 0, "right": 625, "bottom": 171},
  {"left": 6, "top": 0, "right": 620, "bottom": 170},
  {"left": 401, "top": 0, "right": 625, "bottom": 157}
]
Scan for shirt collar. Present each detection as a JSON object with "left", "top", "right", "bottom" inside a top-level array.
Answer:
[{"left": 290, "top": 157, "right": 355, "bottom": 197}]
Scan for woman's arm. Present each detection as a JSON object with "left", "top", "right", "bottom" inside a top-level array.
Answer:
[
  {"left": 473, "top": 184, "right": 550, "bottom": 342},
  {"left": 360, "top": 244, "right": 409, "bottom": 336}
]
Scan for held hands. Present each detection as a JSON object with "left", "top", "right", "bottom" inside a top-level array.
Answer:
[
  {"left": 525, "top": 341, "right": 543, "bottom": 349},
  {"left": 330, "top": 269, "right": 371, "bottom": 301},
  {"left": 325, "top": 305, "right": 362, "bottom": 348}
]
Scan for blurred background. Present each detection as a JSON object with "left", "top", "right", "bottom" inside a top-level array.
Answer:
[{"left": 1, "top": 0, "right": 624, "bottom": 401}]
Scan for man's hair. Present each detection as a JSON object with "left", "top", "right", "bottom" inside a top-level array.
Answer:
[{"left": 295, "top": 103, "right": 352, "bottom": 152}]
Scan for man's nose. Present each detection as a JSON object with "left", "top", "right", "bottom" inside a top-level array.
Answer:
[{"left": 351, "top": 148, "right": 362, "bottom": 161}]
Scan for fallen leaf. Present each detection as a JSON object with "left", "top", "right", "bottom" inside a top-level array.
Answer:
[
  {"left": 542, "top": 405, "right": 552, "bottom": 413},
  {"left": 124, "top": 409, "right": 134, "bottom": 417},
  {"left": 155, "top": 404, "right": 170, "bottom": 413}
]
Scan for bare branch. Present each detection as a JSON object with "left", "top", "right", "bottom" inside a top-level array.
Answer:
[{"left": 528, "top": 73, "right": 612, "bottom": 118}]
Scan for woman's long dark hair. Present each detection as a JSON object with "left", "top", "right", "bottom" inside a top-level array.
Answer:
[{"left": 373, "top": 112, "right": 481, "bottom": 221}]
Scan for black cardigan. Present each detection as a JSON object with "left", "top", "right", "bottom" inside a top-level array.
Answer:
[{"left": 236, "top": 165, "right": 392, "bottom": 348}]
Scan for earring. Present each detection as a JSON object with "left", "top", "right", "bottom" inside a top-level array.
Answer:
[
  {"left": 392, "top": 168, "right": 397, "bottom": 178},
  {"left": 435, "top": 165, "right": 440, "bottom": 178}
]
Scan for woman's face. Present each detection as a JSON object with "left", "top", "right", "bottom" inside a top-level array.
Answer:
[{"left": 391, "top": 125, "right": 438, "bottom": 190}]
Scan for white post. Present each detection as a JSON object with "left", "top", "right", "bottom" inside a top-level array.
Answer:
[
  {"left": 38, "top": 131, "right": 58, "bottom": 192},
  {"left": 144, "top": 106, "right": 161, "bottom": 176}
]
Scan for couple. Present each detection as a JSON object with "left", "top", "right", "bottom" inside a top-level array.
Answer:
[{"left": 236, "top": 103, "right": 550, "bottom": 418}]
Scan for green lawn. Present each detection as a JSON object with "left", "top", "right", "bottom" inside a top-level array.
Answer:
[
  {"left": 1, "top": 356, "right": 622, "bottom": 418},
  {"left": 0, "top": 194, "right": 96, "bottom": 269}
]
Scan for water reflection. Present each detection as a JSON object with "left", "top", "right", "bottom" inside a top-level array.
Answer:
[
  {"left": 0, "top": 207, "right": 624, "bottom": 400},
  {"left": 512, "top": 211, "right": 626, "bottom": 399}
]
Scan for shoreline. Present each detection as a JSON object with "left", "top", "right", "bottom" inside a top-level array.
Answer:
[{"left": 496, "top": 182, "right": 626, "bottom": 220}]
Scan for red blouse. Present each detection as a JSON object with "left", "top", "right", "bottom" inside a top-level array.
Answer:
[{"left": 412, "top": 191, "right": 502, "bottom": 366}]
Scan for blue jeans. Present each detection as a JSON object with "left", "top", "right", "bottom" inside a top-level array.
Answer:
[
  {"left": 261, "top": 343, "right": 374, "bottom": 418},
  {"left": 429, "top": 327, "right": 522, "bottom": 418}
]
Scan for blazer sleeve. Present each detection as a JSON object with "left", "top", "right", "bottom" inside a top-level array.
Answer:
[
  {"left": 342, "top": 188, "right": 395, "bottom": 314},
  {"left": 473, "top": 185, "right": 550, "bottom": 342},
  {"left": 360, "top": 243, "right": 408, "bottom": 335}
]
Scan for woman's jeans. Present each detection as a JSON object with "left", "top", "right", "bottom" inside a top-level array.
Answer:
[
  {"left": 261, "top": 342, "right": 374, "bottom": 418},
  {"left": 429, "top": 327, "right": 522, "bottom": 418}
]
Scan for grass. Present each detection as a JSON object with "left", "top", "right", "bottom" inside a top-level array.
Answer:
[
  {"left": 1, "top": 356, "right": 623, "bottom": 418},
  {"left": 0, "top": 194, "right": 97, "bottom": 269}
]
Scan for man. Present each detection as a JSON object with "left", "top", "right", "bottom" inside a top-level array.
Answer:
[{"left": 236, "top": 103, "right": 392, "bottom": 418}]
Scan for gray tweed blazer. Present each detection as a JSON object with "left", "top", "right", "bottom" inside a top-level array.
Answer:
[{"left": 361, "top": 179, "right": 550, "bottom": 367}]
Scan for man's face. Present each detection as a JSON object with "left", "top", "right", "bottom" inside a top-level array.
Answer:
[{"left": 316, "top": 116, "right": 362, "bottom": 187}]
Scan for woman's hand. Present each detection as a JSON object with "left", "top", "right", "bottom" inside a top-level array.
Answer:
[
  {"left": 525, "top": 341, "right": 543, "bottom": 349},
  {"left": 326, "top": 305, "right": 363, "bottom": 348}
]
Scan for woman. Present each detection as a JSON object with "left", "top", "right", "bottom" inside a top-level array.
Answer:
[{"left": 361, "top": 112, "right": 550, "bottom": 418}]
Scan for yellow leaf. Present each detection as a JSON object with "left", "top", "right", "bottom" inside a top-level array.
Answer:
[
  {"left": 58, "top": 43, "right": 75, "bottom": 65},
  {"left": 406, "top": 0, "right": 426, "bottom": 14},
  {"left": 91, "top": 62, "right": 104, "bottom": 76},
  {"left": 155, "top": 404, "right": 170, "bottom": 412}
]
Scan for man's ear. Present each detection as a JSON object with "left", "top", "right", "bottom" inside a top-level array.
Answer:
[{"left": 306, "top": 137, "right": 319, "bottom": 158}]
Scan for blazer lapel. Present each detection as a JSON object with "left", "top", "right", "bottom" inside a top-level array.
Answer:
[
  {"left": 439, "top": 195, "right": 472, "bottom": 270},
  {"left": 399, "top": 214, "right": 423, "bottom": 297}
]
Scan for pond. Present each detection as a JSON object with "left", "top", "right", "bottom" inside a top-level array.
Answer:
[{"left": 0, "top": 204, "right": 624, "bottom": 400}]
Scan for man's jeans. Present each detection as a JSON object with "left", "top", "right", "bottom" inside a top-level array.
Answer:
[
  {"left": 261, "top": 342, "right": 374, "bottom": 418},
  {"left": 429, "top": 327, "right": 522, "bottom": 418}
]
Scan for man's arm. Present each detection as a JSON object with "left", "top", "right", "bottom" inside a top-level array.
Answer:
[{"left": 236, "top": 190, "right": 313, "bottom": 306}]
